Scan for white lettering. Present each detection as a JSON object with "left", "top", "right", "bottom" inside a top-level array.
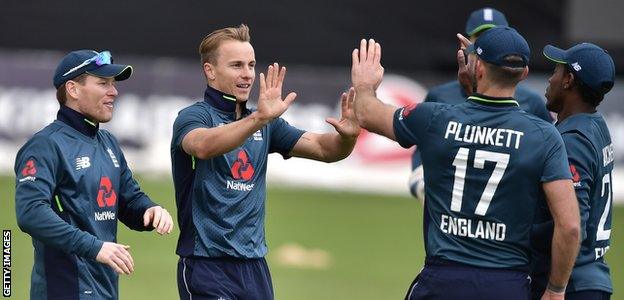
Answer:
[
  {"left": 94, "top": 211, "right": 116, "bottom": 221},
  {"left": 439, "top": 214, "right": 506, "bottom": 241},
  {"left": 226, "top": 180, "right": 255, "bottom": 192},
  {"left": 444, "top": 121, "right": 524, "bottom": 149}
]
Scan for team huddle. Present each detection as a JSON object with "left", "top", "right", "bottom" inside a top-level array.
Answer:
[{"left": 14, "top": 6, "right": 614, "bottom": 300}]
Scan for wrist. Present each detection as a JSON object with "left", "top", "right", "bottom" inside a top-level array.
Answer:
[
  {"left": 546, "top": 281, "right": 566, "bottom": 295},
  {"left": 250, "top": 111, "right": 272, "bottom": 126}
]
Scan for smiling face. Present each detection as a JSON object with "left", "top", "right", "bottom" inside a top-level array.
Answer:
[
  {"left": 204, "top": 40, "right": 256, "bottom": 101},
  {"left": 66, "top": 75, "right": 118, "bottom": 123}
]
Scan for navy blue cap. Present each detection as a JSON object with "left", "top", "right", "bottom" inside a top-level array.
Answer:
[
  {"left": 465, "top": 7, "right": 509, "bottom": 36},
  {"left": 53, "top": 50, "right": 133, "bottom": 89},
  {"left": 543, "top": 43, "right": 615, "bottom": 96},
  {"left": 466, "top": 26, "right": 530, "bottom": 68}
]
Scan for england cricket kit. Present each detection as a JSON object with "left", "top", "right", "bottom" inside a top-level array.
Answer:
[
  {"left": 15, "top": 105, "right": 157, "bottom": 300},
  {"left": 171, "top": 85, "right": 305, "bottom": 299}
]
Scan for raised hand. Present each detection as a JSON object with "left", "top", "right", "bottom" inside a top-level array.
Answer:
[
  {"left": 326, "top": 87, "right": 360, "bottom": 139},
  {"left": 351, "top": 39, "right": 384, "bottom": 91},
  {"left": 96, "top": 242, "right": 134, "bottom": 275},
  {"left": 143, "top": 206, "right": 174, "bottom": 235},
  {"left": 456, "top": 33, "right": 476, "bottom": 95},
  {"left": 256, "top": 63, "right": 297, "bottom": 122}
]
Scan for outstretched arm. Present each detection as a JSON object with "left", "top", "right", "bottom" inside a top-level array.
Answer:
[
  {"left": 351, "top": 39, "right": 398, "bottom": 140},
  {"left": 289, "top": 88, "right": 360, "bottom": 162},
  {"left": 182, "top": 63, "right": 297, "bottom": 159}
]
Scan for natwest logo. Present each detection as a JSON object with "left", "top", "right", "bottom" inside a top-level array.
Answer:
[
  {"left": 230, "top": 150, "right": 254, "bottom": 181},
  {"left": 96, "top": 176, "right": 117, "bottom": 208}
]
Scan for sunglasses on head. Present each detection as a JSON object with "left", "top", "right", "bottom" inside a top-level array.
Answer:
[{"left": 62, "top": 51, "right": 112, "bottom": 77}]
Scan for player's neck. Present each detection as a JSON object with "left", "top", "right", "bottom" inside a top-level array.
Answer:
[
  {"left": 475, "top": 84, "right": 516, "bottom": 98},
  {"left": 556, "top": 94, "right": 596, "bottom": 122}
]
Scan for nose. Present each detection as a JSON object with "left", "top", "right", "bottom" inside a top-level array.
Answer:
[
  {"left": 241, "top": 66, "right": 254, "bottom": 79},
  {"left": 108, "top": 84, "right": 118, "bottom": 97}
]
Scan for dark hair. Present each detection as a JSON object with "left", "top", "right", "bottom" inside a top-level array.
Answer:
[
  {"left": 55, "top": 74, "right": 88, "bottom": 105},
  {"left": 565, "top": 66, "right": 604, "bottom": 107},
  {"left": 482, "top": 55, "right": 526, "bottom": 87}
]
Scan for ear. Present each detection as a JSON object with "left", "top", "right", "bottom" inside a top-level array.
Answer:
[
  {"left": 65, "top": 81, "right": 80, "bottom": 100},
  {"left": 563, "top": 71, "right": 574, "bottom": 89},
  {"left": 475, "top": 59, "right": 485, "bottom": 79},
  {"left": 203, "top": 62, "right": 216, "bottom": 81},
  {"left": 520, "top": 66, "right": 529, "bottom": 81}
]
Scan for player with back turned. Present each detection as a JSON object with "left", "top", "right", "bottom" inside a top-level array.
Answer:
[
  {"left": 350, "top": 27, "right": 580, "bottom": 300},
  {"left": 531, "top": 43, "right": 616, "bottom": 300},
  {"left": 409, "top": 7, "right": 552, "bottom": 202}
]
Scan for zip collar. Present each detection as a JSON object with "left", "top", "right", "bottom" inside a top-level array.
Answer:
[
  {"left": 204, "top": 85, "right": 248, "bottom": 113},
  {"left": 56, "top": 105, "right": 99, "bottom": 138},
  {"left": 467, "top": 93, "right": 519, "bottom": 107}
]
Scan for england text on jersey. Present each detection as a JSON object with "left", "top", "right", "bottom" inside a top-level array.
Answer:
[
  {"left": 440, "top": 214, "right": 506, "bottom": 241},
  {"left": 444, "top": 121, "right": 524, "bottom": 150}
]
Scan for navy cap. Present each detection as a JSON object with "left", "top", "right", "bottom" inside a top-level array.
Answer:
[
  {"left": 465, "top": 7, "right": 509, "bottom": 36},
  {"left": 543, "top": 43, "right": 615, "bottom": 96},
  {"left": 466, "top": 26, "right": 530, "bottom": 68},
  {"left": 53, "top": 50, "right": 133, "bottom": 89}
]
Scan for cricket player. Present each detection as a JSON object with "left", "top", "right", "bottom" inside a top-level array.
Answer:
[
  {"left": 409, "top": 7, "right": 552, "bottom": 202},
  {"left": 171, "top": 24, "right": 359, "bottom": 299},
  {"left": 15, "top": 50, "right": 174, "bottom": 300},
  {"left": 350, "top": 27, "right": 580, "bottom": 300},
  {"left": 531, "top": 43, "right": 616, "bottom": 300}
]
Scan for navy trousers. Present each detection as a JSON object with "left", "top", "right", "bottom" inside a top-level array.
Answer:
[
  {"left": 405, "top": 261, "right": 531, "bottom": 300},
  {"left": 177, "top": 256, "right": 274, "bottom": 300}
]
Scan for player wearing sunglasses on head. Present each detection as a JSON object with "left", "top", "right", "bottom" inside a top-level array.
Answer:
[{"left": 15, "top": 49, "right": 174, "bottom": 300}]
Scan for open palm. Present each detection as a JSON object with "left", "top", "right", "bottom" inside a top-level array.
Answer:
[{"left": 256, "top": 63, "right": 297, "bottom": 121}]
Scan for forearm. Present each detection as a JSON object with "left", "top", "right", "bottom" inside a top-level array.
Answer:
[
  {"left": 185, "top": 111, "right": 269, "bottom": 159},
  {"left": 548, "top": 223, "right": 580, "bottom": 290},
  {"left": 17, "top": 200, "right": 103, "bottom": 259}
]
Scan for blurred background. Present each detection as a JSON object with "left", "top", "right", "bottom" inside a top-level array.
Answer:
[{"left": 1, "top": 0, "right": 623, "bottom": 299}]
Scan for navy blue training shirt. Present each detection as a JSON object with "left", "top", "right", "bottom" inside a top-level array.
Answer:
[
  {"left": 394, "top": 94, "right": 570, "bottom": 269},
  {"left": 171, "top": 86, "right": 305, "bottom": 259},
  {"left": 14, "top": 105, "right": 156, "bottom": 300}
]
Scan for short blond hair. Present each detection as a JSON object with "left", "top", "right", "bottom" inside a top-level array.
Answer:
[{"left": 199, "top": 24, "right": 250, "bottom": 65}]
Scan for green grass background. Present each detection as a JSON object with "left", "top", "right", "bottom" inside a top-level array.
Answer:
[{"left": 2, "top": 175, "right": 622, "bottom": 299}]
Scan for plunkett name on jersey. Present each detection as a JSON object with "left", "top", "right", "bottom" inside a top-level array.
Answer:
[{"left": 444, "top": 121, "right": 524, "bottom": 150}]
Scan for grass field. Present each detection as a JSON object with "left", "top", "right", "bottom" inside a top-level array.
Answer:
[{"left": 2, "top": 175, "right": 622, "bottom": 299}]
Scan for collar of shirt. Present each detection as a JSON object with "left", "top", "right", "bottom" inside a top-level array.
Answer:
[
  {"left": 56, "top": 105, "right": 99, "bottom": 138},
  {"left": 467, "top": 93, "right": 519, "bottom": 107},
  {"left": 203, "top": 85, "right": 249, "bottom": 115}
]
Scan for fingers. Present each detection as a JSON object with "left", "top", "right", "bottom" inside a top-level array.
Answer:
[
  {"left": 373, "top": 43, "right": 381, "bottom": 65},
  {"left": 340, "top": 92, "right": 348, "bottom": 115},
  {"left": 367, "top": 38, "right": 375, "bottom": 62},
  {"left": 259, "top": 73, "right": 266, "bottom": 94},
  {"left": 359, "top": 39, "right": 367, "bottom": 63},
  {"left": 143, "top": 208, "right": 152, "bottom": 227},
  {"left": 283, "top": 92, "right": 297, "bottom": 106},
  {"left": 457, "top": 49, "right": 467, "bottom": 68},
  {"left": 346, "top": 87, "right": 356, "bottom": 110},
  {"left": 456, "top": 33, "right": 471, "bottom": 49},
  {"left": 271, "top": 63, "right": 280, "bottom": 88},
  {"left": 110, "top": 244, "right": 134, "bottom": 274},
  {"left": 276, "top": 65, "right": 286, "bottom": 91},
  {"left": 266, "top": 65, "right": 274, "bottom": 90},
  {"left": 156, "top": 209, "right": 172, "bottom": 235},
  {"left": 325, "top": 117, "right": 340, "bottom": 129},
  {"left": 112, "top": 255, "right": 131, "bottom": 274},
  {"left": 352, "top": 48, "right": 359, "bottom": 66},
  {"left": 152, "top": 207, "right": 163, "bottom": 230}
]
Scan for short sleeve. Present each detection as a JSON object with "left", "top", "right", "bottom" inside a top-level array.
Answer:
[
  {"left": 172, "top": 105, "right": 213, "bottom": 148},
  {"left": 393, "top": 102, "right": 437, "bottom": 148},
  {"left": 268, "top": 117, "right": 305, "bottom": 157},
  {"left": 540, "top": 127, "right": 572, "bottom": 182}
]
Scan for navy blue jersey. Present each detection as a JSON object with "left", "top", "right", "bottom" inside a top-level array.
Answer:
[
  {"left": 531, "top": 113, "right": 613, "bottom": 294},
  {"left": 14, "top": 106, "right": 156, "bottom": 300},
  {"left": 412, "top": 81, "right": 552, "bottom": 169},
  {"left": 394, "top": 94, "right": 570, "bottom": 269},
  {"left": 171, "top": 86, "right": 305, "bottom": 259}
]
